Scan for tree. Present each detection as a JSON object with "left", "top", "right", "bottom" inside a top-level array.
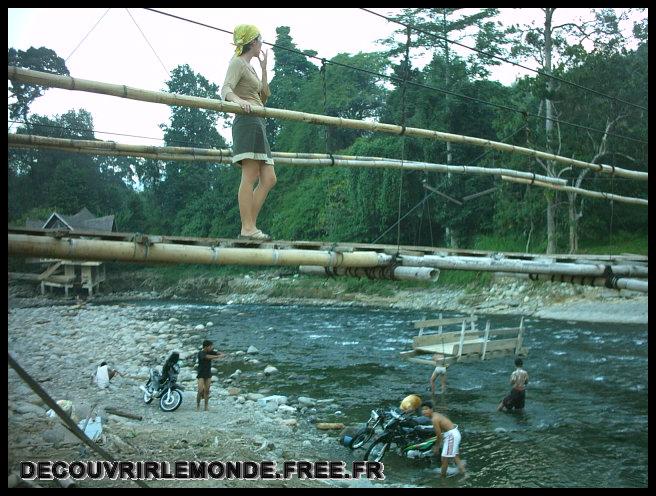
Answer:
[
  {"left": 382, "top": 8, "right": 509, "bottom": 247},
  {"left": 8, "top": 46, "right": 69, "bottom": 122},
  {"left": 155, "top": 64, "right": 229, "bottom": 235},
  {"left": 507, "top": 8, "right": 639, "bottom": 253}
]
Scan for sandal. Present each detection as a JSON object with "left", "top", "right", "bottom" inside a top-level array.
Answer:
[{"left": 238, "top": 229, "right": 271, "bottom": 241}]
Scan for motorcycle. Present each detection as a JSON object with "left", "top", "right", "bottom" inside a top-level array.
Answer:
[
  {"left": 363, "top": 409, "right": 436, "bottom": 462},
  {"left": 140, "top": 368, "right": 183, "bottom": 412},
  {"left": 349, "top": 408, "right": 389, "bottom": 449}
]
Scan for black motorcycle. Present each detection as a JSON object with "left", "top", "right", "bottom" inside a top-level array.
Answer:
[
  {"left": 349, "top": 408, "right": 389, "bottom": 449},
  {"left": 363, "top": 409, "right": 435, "bottom": 462},
  {"left": 140, "top": 368, "right": 183, "bottom": 412}
]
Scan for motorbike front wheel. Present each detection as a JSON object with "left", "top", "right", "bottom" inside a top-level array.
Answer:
[
  {"left": 364, "top": 439, "right": 390, "bottom": 462},
  {"left": 351, "top": 429, "right": 375, "bottom": 450},
  {"left": 159, "top": 389, "right": 182, "bottom": 412}
]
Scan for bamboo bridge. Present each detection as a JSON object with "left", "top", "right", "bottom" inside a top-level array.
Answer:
[
  {"left": 7, "top": 66, "right": 648, "bottom": 292},
  {"left": 8, "top": 227, "right": 648, "bottom": 292}
]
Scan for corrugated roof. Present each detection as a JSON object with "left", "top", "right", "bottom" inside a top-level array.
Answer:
[{"left": 27, "top": 208, "right": 115, "bottom": 232}]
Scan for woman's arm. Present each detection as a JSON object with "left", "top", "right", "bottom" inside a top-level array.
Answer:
[
  {"left": 221, "top": 58, "right": 252, "bottom": 112},
  {"left": 258, "top": 49, "right": 270, "bottom": 105}
]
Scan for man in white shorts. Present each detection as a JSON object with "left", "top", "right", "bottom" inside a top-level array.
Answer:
[{"left": 422, "top": 400, "right": 466, "bottom": 477}]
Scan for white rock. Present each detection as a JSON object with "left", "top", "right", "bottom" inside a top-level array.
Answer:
[
  {"left": 230, "top": 369, "right": 242, "bottom": 379},
  {"left": 206, "top": 322, "right": 214, "bottom": 327},
  {"left": 247, "top": 345, "right": 259, "bottom": 354},
  {"left": 194, "top": 324, "right": 205, "bottom": 331},
  {"left": 168, "top": 318, "right": 179, "bottom": 323},
  {"left": 257, "top": 395, "right": 288, "bottom": 408},
  {"left": 263, "top": 365, "right": 279, "bottom": 375},
  {"left": 298, "top": 396, "right": 316, "bottom": 407},
  {"left": 278, "top": 405, "right": 297, "bottom": 414}
]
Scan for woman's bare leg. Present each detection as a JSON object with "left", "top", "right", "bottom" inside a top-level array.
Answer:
[
  {"left": 251, "top": 164, "right": 276, "bottom": 228},
  {"left": 238, "top": 159, "right": 261, "bottom": 235}
]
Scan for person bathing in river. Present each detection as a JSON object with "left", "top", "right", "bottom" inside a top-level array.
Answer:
[
  {"left": 430, "top": 353, "right": 449, "bottom": 395},
  {"left": 497, "top": 357, "right": 529, "bottom": 412},
  {"left": 421, "top": 400, "right": 466, "bottom": 478},
  {"left": 197, "top": 340, "right": 225, "bottom": 411}
]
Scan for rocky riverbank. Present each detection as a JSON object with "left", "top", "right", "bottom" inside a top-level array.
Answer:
[{"left": 8, "top": 302, "right": 369, "bottom": 488}]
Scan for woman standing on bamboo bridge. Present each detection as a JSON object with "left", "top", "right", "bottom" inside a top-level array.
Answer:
[{"left": 221, "top": 24, "right": 276, "bottom": 241}]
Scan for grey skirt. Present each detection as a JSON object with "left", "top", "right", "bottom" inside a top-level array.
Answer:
[{"left": 231, "top": 114, "right": 274, "bottom": 165}]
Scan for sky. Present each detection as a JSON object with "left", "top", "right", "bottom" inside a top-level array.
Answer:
[{"left": 7, "top": 8, "right": 646, "bottom": 147}]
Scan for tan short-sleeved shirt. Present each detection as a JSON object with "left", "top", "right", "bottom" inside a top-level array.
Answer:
[{"left": 221, "top": 56, "right": 270, "bottom": 107}]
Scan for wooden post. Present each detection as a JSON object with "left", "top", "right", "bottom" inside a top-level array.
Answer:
[
  {"left": 481, "top": 321, "right": 491, "bottom": 360},
  {"left": 40, "top": 281, "right": 44, "bottom": 295},
  {"left": 457, "top": 320, "right": 466, "bottom": 359},
  {"left": 470, "top": 313, "right": 476, "bottom": 332},
  {"left": 515, "top": 317, "right": 525, "bottom": 355},
  {"left": 438, "top": 313, "right": 443, "bottom": 335}
]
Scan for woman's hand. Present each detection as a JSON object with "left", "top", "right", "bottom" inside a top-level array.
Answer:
[
  {"left": 238, "top": 98, "right": 252, "bottom": 113},
  {"left": 258, "top": 49, "right": 268, "bottom": 72}
]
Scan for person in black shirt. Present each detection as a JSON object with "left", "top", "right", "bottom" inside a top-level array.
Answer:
[{"left": 197, "top": 340, "right": 225, "bottom": 411}]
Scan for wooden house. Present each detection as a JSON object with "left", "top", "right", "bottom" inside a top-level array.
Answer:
[{"left": 19, "top": 207, "right": 116, "bottom": 296}]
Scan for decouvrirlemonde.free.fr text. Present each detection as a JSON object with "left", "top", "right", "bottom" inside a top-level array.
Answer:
[{"left": 20, "top": 460, "right": 385, "bottom": 481}]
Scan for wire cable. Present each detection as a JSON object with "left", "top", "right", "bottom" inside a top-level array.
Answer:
[
  {"left": 65, "top": 8, "right": 111, "bottom": 63},
  {"left": 361, "top": 8, "right": 648, "bottom": 112},
  {"left": 125, "top": 8, "right": 170, "bottom": 79}
]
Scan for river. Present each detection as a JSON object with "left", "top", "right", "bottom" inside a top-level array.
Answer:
[{"left": 117, "top": 300, "right": 648, "bottom": 488}]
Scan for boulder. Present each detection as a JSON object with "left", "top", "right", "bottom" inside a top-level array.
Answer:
[
  {"left": 247, "top": 345, "right": 259, "bottom": 354},
  {"left": 263, "top": 365, "right": 279, "bottom": 375},
  {"left": 278, "top": 405, "right": 297, "bottom": 415},
  {"left": 257, "top": 395, "right": 288, "bottom": 408},
  {"left": 298, "top": 396, "right": 316, "bottom": 407},
  {"left": 246, "top": 393, "right": 265, "bottom": 401}
]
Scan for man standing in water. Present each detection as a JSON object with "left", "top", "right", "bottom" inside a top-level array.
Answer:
[
  {"left": 497, "top": 357, "right": 529, "bottom": 412},
  {"left": 429, "top": 353, "right": 449, "bottom": 395},
  {"left": 197, "top": 340, "right": 225, "bottom": 411},
  {"left": 421, "top": 401, "right": 466, "bottom": 478}
]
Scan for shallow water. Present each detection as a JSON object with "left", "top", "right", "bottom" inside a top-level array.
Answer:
[{"left": 99, "top": 300, "right": 648, "bottom": 487}]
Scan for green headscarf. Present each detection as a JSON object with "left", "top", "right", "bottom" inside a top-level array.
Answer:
[{"left": 233, "top": 24, "right": 260, "bottom": 56}]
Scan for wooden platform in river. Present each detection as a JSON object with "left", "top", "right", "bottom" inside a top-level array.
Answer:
[{"left": 400, "top": 315, "right": 529, "bottom": 367}]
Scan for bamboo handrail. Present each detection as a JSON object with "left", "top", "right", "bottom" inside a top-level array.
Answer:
[
  {"left": 8, "top": 133, "right": 568, "bottom": 186},
  {"left": 8, "top": 66, "right": 647, "bottom": 181},
  {"left": 501, "top": 175, "right": 647, "bottom": 206}
]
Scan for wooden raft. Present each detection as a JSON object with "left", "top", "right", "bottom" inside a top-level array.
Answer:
[{"left": 400, "top": 314, "right": 529, "bottom": 367}]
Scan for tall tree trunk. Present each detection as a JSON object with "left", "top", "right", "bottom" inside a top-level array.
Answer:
[
  {"left": 443, "top": 11, "right": 459, "bottom": 248},
  {"left": 567, "top": 192, "right": 578, "bottom": 254},
  {"left": 544, "top": 8, "right": 558, "bottom": 254}
]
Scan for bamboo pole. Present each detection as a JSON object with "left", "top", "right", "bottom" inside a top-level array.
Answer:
[
  {"left": 501, "top": 175, "right": 647, "bottom": 207},
  {"left": 400, "top": 254, "right": 648, "bottom": 278},
  {"left": 298, "top": 265, "right": 440, "bottom": 281},
  {"left": 8, "top": 133, "right": 567, "bottom": 186},
  {"left": 8, "top": 234, "right": 393, "bottom": 268},
  {"left": 525, "top": 273, "right": 648, "bottom": 292},
  {"left": 8, "top": 66, "right": 647, "bottom": 181}
]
